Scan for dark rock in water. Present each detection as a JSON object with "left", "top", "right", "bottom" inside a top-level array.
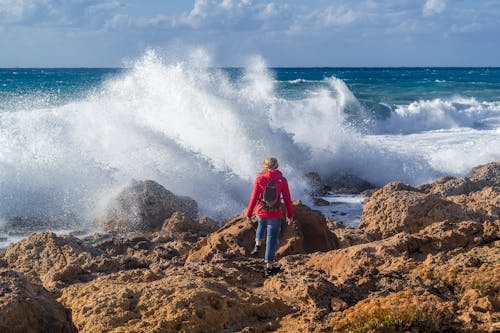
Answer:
[
  {"left": 304, "top": 172, "right": 331, "bottom": 195},
  {"left": 1, "top": 215, "right": 80, "bottom": 236},
  {"left": 326, "top": 173, "right": 376, "bottom": 194},
  {"left": 313, "top": 197, "right": 330, "bottom": 206},
  {"left": 100, "top": 179, "right": 198, "bottom": 232}
]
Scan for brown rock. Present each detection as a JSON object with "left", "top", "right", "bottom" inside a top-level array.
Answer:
[
  {"left": 4, "top": 232, "right": 101, "bottom": 288},
  {"left": 424, "top": 161, "right": 500, "bottom": 197},
  {"left": 448, "top": 186, "right": 500, "bottom": 219},
  {"left": 100, "top": 179, "right": 198, "bottom": 232},
  {"left": 330, "top": 297, "right": 348, "bottom": 311},
  {"left": 58, "top": 269, "right": 291, "bottom": 333},
  {"left": 186, "top": 201, "right": 339, "bottom": 262},
  {"left": 0, "top": 269, "right": 76, "bottom": 333},
  {"left": 331, "top": 289, "right": 457, "bottom": 332},
  {"left": 469, "top": 161, "right": 500, "bottom": 185},
  {"left": 359, "top": 181, "right": 481, "bottom": 240},
  {"left": 308, "top": 218, "right": 499, "bottom": 283}
]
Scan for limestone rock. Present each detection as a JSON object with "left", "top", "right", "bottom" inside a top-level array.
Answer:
[
  {"left": 186, "top": 201, "right": 339, "bottom": 262},
  {"left": 4, "top": 232, "right": 101, "bottom": 287},
  {"left": 100, "top": 180, "right": 198, "bottom": 232},
  {"left": 425, "top": 161, "right": 500, "bottom": 197},
  {"left": 448, "top": 186, "right": 500, "bottom": 219},
  {"left": 359, "top": 181, "right": 481, "bottom": 240},
  {"left": 0, "top": 269, "right": 76, "bottom": 333},
  {"left": 160, "top": 212, "right": 218, "bottom": 237},
  {"left": 331, "top": 289, "right": 457, "bottom": 332},
  {"left": 58, "top": 269, "right": 291, "bottom": 333},
  {"left": 469, "top": 161, "right": 500, "bottom": 185}
]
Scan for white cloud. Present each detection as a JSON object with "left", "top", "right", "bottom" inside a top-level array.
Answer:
[
  {"left": 423, "top": 0, "right": 447, "bottom": 16},
  {"left": 322, "top": 6, "right": 358, "bottom": 27},
  {"left": 0, "top": 0, "right": 124, "bottom": 27}
]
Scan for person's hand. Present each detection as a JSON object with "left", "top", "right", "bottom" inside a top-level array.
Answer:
[{"left": 286, "top": 217, "right": 294, "bottom": 225}]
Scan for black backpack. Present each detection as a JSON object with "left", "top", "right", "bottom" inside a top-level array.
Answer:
[{"left": 261, "top": 179, "right": 282, "bottom": 212}]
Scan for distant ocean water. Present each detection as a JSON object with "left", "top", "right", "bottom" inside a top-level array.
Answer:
[{"left": 1, "top": 53, "right": 499, "bottom": 231}]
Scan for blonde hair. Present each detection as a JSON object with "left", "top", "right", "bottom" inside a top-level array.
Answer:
[{"left": 261, "top": 157, "right": 279, "bottom": 172}]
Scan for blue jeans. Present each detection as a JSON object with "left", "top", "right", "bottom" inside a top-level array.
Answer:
[{"left": 255, "top": 217, "right": 281, "bottom": 263}]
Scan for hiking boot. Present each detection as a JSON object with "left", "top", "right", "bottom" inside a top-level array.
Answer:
[
  {"left": 264, "top": 266, "right": 281, "bottom": 278},
  {"left": 250, "top": 245, "right": 261, "bottom": 256}
]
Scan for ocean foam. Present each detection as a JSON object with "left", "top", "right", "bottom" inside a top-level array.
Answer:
[{"left": 1, "top": 50, "right": 499, "bottom": 225}]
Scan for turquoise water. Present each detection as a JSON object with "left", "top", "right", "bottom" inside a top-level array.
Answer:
[
  {"left": 1, "top": 60, "right": 499, "bottom": 225},
  {"left": 2, "top": 67, "right": 500, "bottom": 105}
]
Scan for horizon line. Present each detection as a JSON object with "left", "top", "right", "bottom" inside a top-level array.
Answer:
[{"left": 1, "top": 66, "right": 500, "bottom": 70}]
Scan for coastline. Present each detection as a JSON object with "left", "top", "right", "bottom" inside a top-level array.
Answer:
[{"left": 1, "top": 161, "right": 499, "bottom": 332}]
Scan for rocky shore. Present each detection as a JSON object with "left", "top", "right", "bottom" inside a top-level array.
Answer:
[{"left": 1, "top": 162, "right": 499, "bottom": 332}]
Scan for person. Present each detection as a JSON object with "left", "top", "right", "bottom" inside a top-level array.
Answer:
[{"left": 245, "top": 157, "right": 294, "bottom": 277}]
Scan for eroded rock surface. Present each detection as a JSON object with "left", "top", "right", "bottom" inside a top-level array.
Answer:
[
  {"left": 0, "top": 269, "right": 76, "bottom": 333},
  {"left": 359, "top": 181, "right": 482, "bottom": 240}
]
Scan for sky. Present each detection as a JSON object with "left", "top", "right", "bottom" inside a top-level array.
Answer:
[{"left": 0, "top": 0, "right": 499, "bottom": 67}]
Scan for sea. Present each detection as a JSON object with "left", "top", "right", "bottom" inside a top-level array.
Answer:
[{"left": 1, "top": 51, "right": 499, "bottom": 245}]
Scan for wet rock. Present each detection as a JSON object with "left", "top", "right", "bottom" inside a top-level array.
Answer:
[
  {"left": 100, "top": 180, "right": 198, "bottom": 232},
  {"left": 359, "top": 181, "right": 481, "bottom": 240},
  {"left": 0, "top": 269, "right": 76, "bottom": 333},
  {"left": 326, "top": 173, "right": 376, "bottom": 194},
  {"left": 313, "top": 197, "right": 330, "bottom": 206}
]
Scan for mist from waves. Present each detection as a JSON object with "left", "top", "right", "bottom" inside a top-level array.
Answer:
[{"left": 1, "top": 50, "right": 499, "bottom": 226}]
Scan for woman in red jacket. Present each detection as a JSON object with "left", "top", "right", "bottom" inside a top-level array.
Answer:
[{"left": 246, "top": 157, "right": 294, "bottom": 277}]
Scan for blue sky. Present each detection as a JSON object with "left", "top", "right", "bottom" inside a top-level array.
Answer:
[{"left": 0, "top": 0, "right": 498, "bottom": 67}]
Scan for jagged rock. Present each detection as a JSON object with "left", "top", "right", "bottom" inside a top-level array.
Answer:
[
  {"left": 331, "top": 289, "right": 457, "bottom": 332},
  {"left": 4, "top": 232, "right": 101, "bottom": 288},
  {"left": 470, "top": 161, "right": 500, "bottom": 184},
  {"left": 0, "top": 269, "right": 76, "bottom": 333},
  {"left": 359, "top": 181, "right": 481, "bottom": 240},
  {"left": 3, "top": 232, "right": 162, "bottom": 292},
  {"left": 58, "top": 268, "right": 292, "bottom": 333},
  {"left": 425, "top": 161, "right": 500, "bottom": 197},
  {"left": 100, "top": 180, "right": 198, "bottom": 232},
  {"left": 160, "top": 212, "right": 218, "bottom": 237},
  {"left": 186, "top": 201, "right": 339, "bottom": 262},
  {"left": 448, "top": 186, "right": 500, "bottom": 219},
  {"left": 308, "top": 219, "right": 499, "bottom": 283},
  {"left": 331, "top": 225, "right": 373, "bottom": 248}
]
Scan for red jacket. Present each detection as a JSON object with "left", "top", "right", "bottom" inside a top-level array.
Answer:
[{"left": 246, "top": 169, "right": 294, "bottom": 219}]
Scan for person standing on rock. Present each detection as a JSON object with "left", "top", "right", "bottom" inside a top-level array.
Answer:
[{"left": 245, "top": 157, "right": 294, "bottom": 277}]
